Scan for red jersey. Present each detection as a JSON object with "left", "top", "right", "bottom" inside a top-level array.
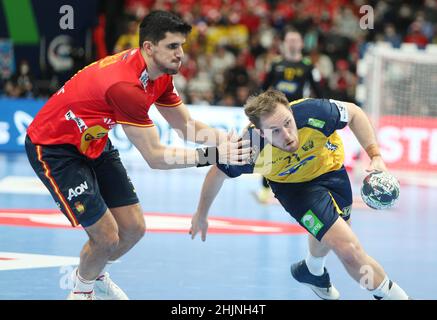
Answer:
[{"left": 27, "top": 48, "right": 182, "bottom": 159}]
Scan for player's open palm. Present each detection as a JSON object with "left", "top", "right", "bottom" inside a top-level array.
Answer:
[
  {"left": 217, "top": 130, "right": 251, "bottom": 165},
  {"left": 190, "top": 213, "right": 209, "bottom": 242}
]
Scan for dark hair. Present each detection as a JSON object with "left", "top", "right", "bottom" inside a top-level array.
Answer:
[
  {"left": 282, "top": 26, "right": 301, "bottom": 41},
  {"left": 139, "top": 10, "right": 192, "bottom": 46}
]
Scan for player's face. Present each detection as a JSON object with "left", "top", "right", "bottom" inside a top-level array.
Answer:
[
  {"left": 151, "top": 32, "right": 185, "bottom": 75},
  {"left": 260, "top": 103, "right": 299, "bottom": 153},
  {"left": 284, "top": 32, "right": 303, "bottom": 54}
]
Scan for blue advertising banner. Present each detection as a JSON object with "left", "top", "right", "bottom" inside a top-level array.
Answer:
[{"left": 0, "top": 98, "right": 44, "bottom": 152}]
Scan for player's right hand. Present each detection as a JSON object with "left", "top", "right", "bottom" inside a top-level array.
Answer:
[
  {"left": 217, "top": 130, "right": 251, "bottom": 165},
  {"left": 189, "top": 213, "right": 209, "bottom": 242}
]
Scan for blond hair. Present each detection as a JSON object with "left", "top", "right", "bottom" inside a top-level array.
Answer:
[{"left": 244, "top": 89, "right": 289, "bottom": 128}]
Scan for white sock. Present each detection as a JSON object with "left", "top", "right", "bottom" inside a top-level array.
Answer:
[
  {"left": 371, "top": 275, "right": 409, "bottom": 300},
  {"left": 305, "top": 252, "right": 326, "bottom": 276},
  {"left": 97, "top": 261, "right": 114, "bottom": 280},
  {"left": 73, "top": 270, "right": 95, "bottom": 294}
]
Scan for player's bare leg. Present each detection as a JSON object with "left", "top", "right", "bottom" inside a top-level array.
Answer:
[
  {"left": 322, "top": 217, "right": 409, "bottom": 299},
  {"left": 291, "top": 220, "right": 352, "bottom": 300},
  {"left": 290, "top": 222, "right": 345, "bottom": 300},
  {"left": 307, "top": 219, "right": 351, "bottom": 266},
  {"left": 108, "top": 203, "right": 145, "bottom": 261},
  {"left": 90, "top": 204, "right": 145, "bottom": 300},
  {"left": 68, "top": 210, "right": 119, "bottom": 300}
]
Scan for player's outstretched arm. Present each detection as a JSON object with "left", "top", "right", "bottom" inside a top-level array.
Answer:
[
  {"left": 123, "top": 124, "right": 251, "bottom": 169},
  {"left": 190, "top": 166, "right": 229, "bottom": 242},
  {"left": 343, "top": 102, "right": 387, "bottom": 172},
  {"left": 157, "top": 103, "right": 229, "bottom": 146}
]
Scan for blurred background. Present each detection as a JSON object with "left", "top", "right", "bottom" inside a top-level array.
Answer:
[
  {"left": 0, "top": 0, "right": 437, "bottom": 300},
  {"left": 0, "top": 0, "right": 435, "bottom": 103}
]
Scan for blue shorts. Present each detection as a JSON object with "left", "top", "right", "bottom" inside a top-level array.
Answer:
[
  {"left": 269, "top": 167, "right": 353, "bottom": 241},
  {"left": 25, "top": 135, "right": 139, "bottom": 228}
]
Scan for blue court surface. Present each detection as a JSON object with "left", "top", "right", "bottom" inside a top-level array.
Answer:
[{"left": 0, "top": 152, "right": 436, "bottom": 300}]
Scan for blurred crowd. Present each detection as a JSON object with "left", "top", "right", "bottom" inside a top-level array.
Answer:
[{"left": 2, "top": 0, "right": 437, "bottom": 106}]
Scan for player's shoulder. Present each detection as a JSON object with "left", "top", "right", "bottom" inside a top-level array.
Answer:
[{"left": 290, "top": 98, "right": 338, "bottom": 130}]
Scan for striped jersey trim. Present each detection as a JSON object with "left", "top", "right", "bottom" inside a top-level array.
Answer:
[
  {"left": 116, "top": 121, "right": 155, "bottom": 128},
  {"left": 154, "top": 101, "right": 183, "bottom": 107}
]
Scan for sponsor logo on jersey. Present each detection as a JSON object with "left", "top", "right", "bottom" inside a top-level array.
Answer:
[
  {"left": 325, "top": 140, "right": 338, "bottom": 151},
  {"left": 103, "top": 117, "right": 117, "bottom": 129},
  {"left": 330, "top": 99, "right": 349, "bottom": 122},
  {"left": 67, "top": 181, "right": 88, "bottom": 201},
  {"left": 80, "top": 125, "right": 109, "bottom": 153},
  {"left": 276, "top": 81, "right": 297, "bottom": 94},
  {"left": 341, "top": 205, "right": 351, "bottom": 218},
  {"left": 301, "top": 209, "right": 324, "bottom": 236},
  {"left": 308, "top": 118, "right": 325, "bottom": 129},
  {"left": 139, "top": 69, "right": 149, "bottom": 89},
  {"left": 278, "top": 155, "right": 316, "bottom": 176},
  {"left": 65, "top": 110, "right": 88, "bottom": 133}
]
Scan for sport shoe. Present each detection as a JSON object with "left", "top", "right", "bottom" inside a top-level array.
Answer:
[
  {"left": 290, "top": 260, "right": 340, "bottom": 300},
  {"left": 94, "top": 272, "right": 129, "bottom": 300},
  {"left": 66, "top": 290, "right": 96, "bottom": 300},
  {"left": 256, "top": 186, "right": 273, "bottom": 204}
]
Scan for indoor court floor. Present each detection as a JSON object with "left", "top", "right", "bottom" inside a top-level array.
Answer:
[{"left": 0, "top": 152, "right": 436, "bottom": 300}]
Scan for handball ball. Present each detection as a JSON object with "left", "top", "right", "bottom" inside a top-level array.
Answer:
[{"left": 360, "top": 171, "right": 400, "bottom": 210}]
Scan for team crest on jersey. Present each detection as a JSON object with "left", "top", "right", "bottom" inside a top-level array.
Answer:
[
  {"left": 301, "top": 140, "right": 314, "bottom": 151},
  {"left": 74, "top": 201, "right": 85, "bottom": 215}
]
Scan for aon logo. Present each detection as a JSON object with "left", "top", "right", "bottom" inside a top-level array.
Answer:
[{"left": 68, "top": 181, "right": 88, "bottom": 201}]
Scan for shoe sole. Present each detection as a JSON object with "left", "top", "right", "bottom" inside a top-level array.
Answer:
[
  {"left": 304, "top": 283, "right": 340, "bottom": 300},
  {"left": 291, "top": 268, "right": 340, "bottom": 300}
]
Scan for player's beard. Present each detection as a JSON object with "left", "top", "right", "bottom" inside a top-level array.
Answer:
[{"left": 153, "top": 55, "right": 181, "bottom": 75}]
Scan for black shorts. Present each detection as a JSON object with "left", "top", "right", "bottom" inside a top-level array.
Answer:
[
  {"left": 269, "top": 167, "right": 353, "bottom": 241},
  {"left": 25, "top": 135, "right": 139, "bottom": 228}
]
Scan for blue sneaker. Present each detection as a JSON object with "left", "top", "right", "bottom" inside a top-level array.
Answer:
[{"left": 290, "top": 260, "right": 340, "bottom": 300}]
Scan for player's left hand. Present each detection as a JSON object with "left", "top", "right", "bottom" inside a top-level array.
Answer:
[
  {"left": 189, "top": 213, "right": 209, "bottom": 242},
  {"left": 366, "top": 155, "right": 388, "bottom": 173}
]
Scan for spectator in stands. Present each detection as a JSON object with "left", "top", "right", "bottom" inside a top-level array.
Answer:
[
  {"left": 113, "top": 19, "right": 140, "bottom": 53},
  {"left": 404, "top": 21, "right": 429, "bottom": 48},
  {"left": 224, "top": 52, "right": 252, "bottom": 98},
  {"left": 209, "top": 44, "right": 236, "bottom": 83},
  {"left": 383, "top": 23, "right": 402, "bottom": 48},
  {"left": 329, "top": 59, "right": 356, "bottom": 102},
  {"left": 411, "top": 11, "right": 435, "bottom": 42},
  {"left": 310, "top": 48, "right": 333, "bottom": 93},
  {"left": 5, "top": 60, "right": 36, "bottom": 98},
  {"left": 217, "top": 92, "right": 237, "bottom": 107}
]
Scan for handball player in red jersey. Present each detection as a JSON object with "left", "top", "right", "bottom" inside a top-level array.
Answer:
[{"left": 25, "top": 10, "right": 251, "bottom": 300}]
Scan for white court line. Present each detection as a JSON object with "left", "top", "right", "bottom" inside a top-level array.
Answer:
[
  {"left": 0, "top": 176, "right": 49, "bottom": 195},
  {"left": 0, "top": 252, "right": 79, "bottom": 271}
]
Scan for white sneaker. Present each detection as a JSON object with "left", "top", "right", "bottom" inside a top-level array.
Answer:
[
  {"left": 94, "top": 272, "right": 129, "bottom": 300},
  {"left": 66, "top": 290, "right": 96, "bottom": 300}
]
